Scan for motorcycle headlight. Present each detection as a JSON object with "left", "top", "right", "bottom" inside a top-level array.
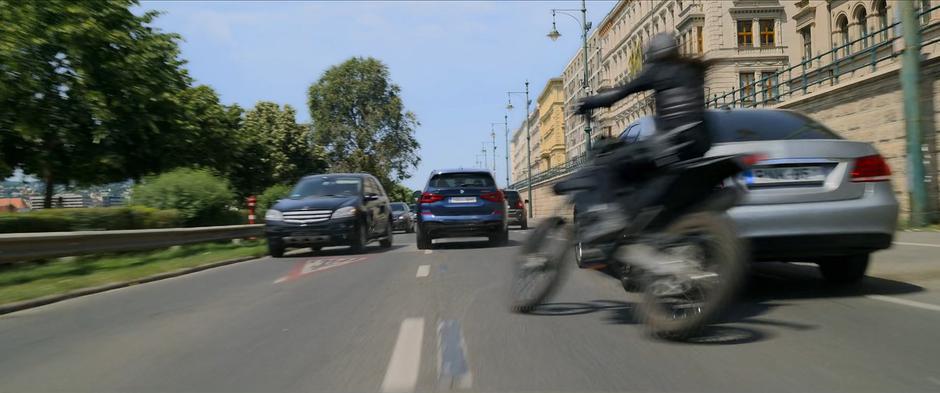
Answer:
[
  {"left": 265, "top": 209, "right": 283, "bottom": 221},
  {"left": 331, "top": 206, "right": 357, "bottom": 219}
]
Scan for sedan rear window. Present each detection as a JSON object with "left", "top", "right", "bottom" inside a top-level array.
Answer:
[
  {"left": 429, "top": 173, "right": 495, "bottom": 188},
  {"left": 708, "top": 111, "right": 841, "bottom": 143}
]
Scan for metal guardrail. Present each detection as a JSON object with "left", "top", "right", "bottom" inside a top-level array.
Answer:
[{"left": 0, "top": 224, "right": 264, "bottom": 264}]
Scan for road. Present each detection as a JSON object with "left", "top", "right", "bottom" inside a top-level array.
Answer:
[{"left": 2, "top": 229, "right": 940, "bottom": 393}]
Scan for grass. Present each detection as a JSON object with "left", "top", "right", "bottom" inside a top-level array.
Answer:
[{"left": 0, "top": 240, "right": 268, "bottom": 306}]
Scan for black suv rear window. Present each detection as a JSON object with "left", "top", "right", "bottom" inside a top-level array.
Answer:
[
  {"left": 504, "top": 191, "right": 520, "bottom": 204},
  {"left": 708, "top": 111, "right": 841, "bottom": 143},
  {"left": 429, "top": 173, "right": 495, "bottom": 188},
  {"left": 391, "top": 203, "right": 407, "bottom": 212}
]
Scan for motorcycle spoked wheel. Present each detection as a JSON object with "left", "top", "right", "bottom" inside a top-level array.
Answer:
[
  {"left": 637, "top": 212, "right": 746, "bottom": 340},
  {"left": 510, "top": 217, "right": 573, "bottom": 313}
]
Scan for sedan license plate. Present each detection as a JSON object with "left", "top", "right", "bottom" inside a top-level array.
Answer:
[
  {"left": 746, "top": 166, "right": 826, "bottom": 185},
  {"left": 449, "top": 197, "right": 477, "bottom": 204}
]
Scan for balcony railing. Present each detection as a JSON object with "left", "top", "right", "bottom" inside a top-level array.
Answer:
[{"left": 706, "top": 4, "right": 939, "bottom": 109}]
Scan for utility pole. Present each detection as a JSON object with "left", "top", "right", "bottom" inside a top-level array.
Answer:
[
  {"left": 507, "top": 81, "right": 533, "bottom": 218},
  {"left": 504, "top": 114, "right": 510, "bottom": 187},
  {"left": 900, "top": 0, "right": 927, "bottom": 227}
]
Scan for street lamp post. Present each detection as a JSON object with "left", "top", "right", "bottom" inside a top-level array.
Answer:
[
  {"left": 481, "top": 144, "right": 488, "bottom": 171},
  {"left": 549, "top": 0, "right": 593, "bottom": 154},
  {"left": 490, "top": 119, "right": 508, "bottom": 186},
  {"left": 507, "top": 81, "right": 533, "bottom": 218}
]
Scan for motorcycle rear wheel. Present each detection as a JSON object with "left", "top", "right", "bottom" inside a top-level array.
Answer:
[
  {"left": 637, "top": 212, "right": 746, "bottom": 340},
  {"left": 510, "top": 217, "right": 572, "bottom": 313}
]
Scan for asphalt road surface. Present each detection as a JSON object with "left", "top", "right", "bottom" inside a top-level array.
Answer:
[{"left": 2, "top": 229, "right": 940, "bottom": 393}]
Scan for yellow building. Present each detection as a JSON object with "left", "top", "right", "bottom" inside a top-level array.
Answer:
[{"left": 536, "top": 78, "right": 566, "bottom": 171}]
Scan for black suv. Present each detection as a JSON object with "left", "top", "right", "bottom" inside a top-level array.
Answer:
[{"left": 264, "top": 173, "right": 393, "bottom": 257}]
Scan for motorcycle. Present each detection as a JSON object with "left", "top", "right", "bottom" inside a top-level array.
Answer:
[{"left": 509, "top": 124, "right": 762, "bottom": 340}]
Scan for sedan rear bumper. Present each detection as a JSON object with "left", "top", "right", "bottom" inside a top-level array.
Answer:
[
  {"left": 728, "top": 185, "right": 898, "bottom": 260},
  {"left": 420, "top": 215, "right": 505, "bottom": 238}
]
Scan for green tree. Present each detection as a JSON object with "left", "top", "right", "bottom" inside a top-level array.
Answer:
[
  {"left": 386, "top": 183, "right": 415, "bottom": 203},
  {"left": 307, "top": 57, "right": 420, "bottom": 188},
  {"left": 0, "top": 0, "right": 192, "bottom": 207},
  {"left": 168, "top": 85, "right": 245, "bottom": 176},
  {"left": 229, "top": 102, "right": 325, "bottom": 197}
]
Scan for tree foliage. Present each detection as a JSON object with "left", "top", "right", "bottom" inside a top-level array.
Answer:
[
  {"left": 229, "top": 102, "right": 325, "bottom": 197},
  {"left": 131, "top": 168, "right": 238, "bottom": 226},
  {"left": 0, "top": 0, "right": 192, "bottom": 206},
  {"left": 307, "top": 57, "right": 420, "bottom": 188},
  {"left": 387, "top": 183, "right": 415, "bottom": 203}
]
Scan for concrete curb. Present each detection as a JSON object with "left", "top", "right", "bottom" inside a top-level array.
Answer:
[{"left": 0, "top": 254, "right": 265, "bottom": 316}]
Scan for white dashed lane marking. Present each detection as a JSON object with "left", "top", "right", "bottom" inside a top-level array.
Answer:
[
  {"left": 894, "top": 241, "right": 940, "bottom": 248},
  {"left": 381, "top": 318, "right": 424, "bottom": 393},
  {"left": 424, "top": 250, "right": 433, "bottom": 254},
  {"left": 416, "top": 265, "right": 430, "bottom": 278},
  {"left": 867, "top": 295, "right": 940, "bottom": 312}
]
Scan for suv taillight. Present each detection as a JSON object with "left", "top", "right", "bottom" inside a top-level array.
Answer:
[
  {"left": 515, "top": 200, "right": 524, "bottom": 209},
  {"left": 480, "top": 191, "right": 504, "bottom": 203},
  {"left": 419, "top": 192, "right": 444, "bottom": 203},
  {"left": 851, "top": 154, "right": 891, "bottom": 182}
]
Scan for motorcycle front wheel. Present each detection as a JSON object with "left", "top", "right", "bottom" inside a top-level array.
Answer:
[
  {"left": 510, "top": 217, "right": 573, "bottom": 313},
  {"left": 638, "top": 212, "right": 746, "bottom": 340}
]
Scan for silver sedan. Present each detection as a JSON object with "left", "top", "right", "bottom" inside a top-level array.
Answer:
[{"left": 594, "top": 109, "right": 899, "bottom": 284}]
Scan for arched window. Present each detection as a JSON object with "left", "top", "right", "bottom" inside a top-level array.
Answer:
[
  {"left": 836, "top": 14, "right": 850, "bottom": 56},
  {"left": 875, "top": 0, "right": 888, "bottom": 41},
  {"left": 855, "top": 6, "right": 869, "bottom": 49}
]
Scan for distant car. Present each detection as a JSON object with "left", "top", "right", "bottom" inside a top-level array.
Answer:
[
  {"left": 415, "top": 169, "right": 509, "bottom": 249},
  {"left": 577, "top": 109, "right": 897, "bottom": 283},
  {"left": 390, "top": 202, "right": 415, "bottom": 233},
  {"left": 264, "top": 173, "right": 393, "bottom": 257},
  {"left": 503, "top": 189, "right": 528, "bottom": 229}
]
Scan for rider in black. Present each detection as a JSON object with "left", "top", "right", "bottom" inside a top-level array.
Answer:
[{"left": 573, "top": 32, "right": 712, "bottom": 241}]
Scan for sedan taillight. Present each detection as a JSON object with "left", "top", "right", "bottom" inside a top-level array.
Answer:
[
  {"left": 851, "top": 154, "right": 891, "bottom": 182},
  {"left": 480, "top": 191, "right": 504, "bottom": 203},
  {"left": 419, "top": 192, "right": 444, "bottom": 203}
]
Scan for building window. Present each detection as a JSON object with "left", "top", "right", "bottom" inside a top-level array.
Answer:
[
  {"left": 737, "top": 20, "right": 753, "bottom": 48},
  {"left": 760, "top": 72, "right": 779, "bottom": 102},
  {"left": 739, "top": 72, "right": 755, "bottom": 103},
  {"left": 759, "top": 19, "right": 775, "bottom": 47},
  {"left": 836, "top": 15, "right": 850, "bottom": 56},
  {"left": 875, "top": 0, "right": 888, "bottom": 41},
  {"left": 800, "top": 26, "right": 812, "bottom": 60},
  {"left": 855, "top": 6, "right": 869, "bottom": 48},
  {"left": 697, "top": 26, "right": 703, "bottom": 54}
]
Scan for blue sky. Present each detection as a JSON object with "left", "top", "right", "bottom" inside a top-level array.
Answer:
[{"left": 140, "top": 0, "right": 616, "bottom": 190}]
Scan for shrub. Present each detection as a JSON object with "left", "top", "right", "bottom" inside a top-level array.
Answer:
[
  {"left": 0, "top": 207, "right": 184, "bottom": 234},
  {"left": 257, "top": 183, "right": 293, "bottom": 213},
  {"left": 131, "top": 168, "right": 236, "bottom": 226}
]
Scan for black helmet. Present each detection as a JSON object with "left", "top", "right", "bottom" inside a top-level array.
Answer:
[{"left": 645, "top": 32, "right": 679, "bottom": 62}]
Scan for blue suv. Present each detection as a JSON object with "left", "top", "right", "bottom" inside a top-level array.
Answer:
[{"left": 415, "top": 169, "right": 508, "bottom": 249}]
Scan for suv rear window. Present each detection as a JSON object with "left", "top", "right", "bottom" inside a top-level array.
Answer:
[
  {"left": 429, "top": 173, "right": 495, "bottom": 188},
  {"left": 708, "top": 111, "right": 841, "bottom": 143},
  {"left": 504, "top": 191, "right": 521, "bottom": 204}
]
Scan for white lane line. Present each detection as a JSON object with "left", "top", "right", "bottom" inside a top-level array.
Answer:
[
  {"left": 867, "top": 295, "right": 940, "bottom": 312},
  {"left": 893, "top": 241, "right": 940, "bottom": 248},
  {"left": 424, "top": 250, "right": 433, "bottom": 254},
  {"left": 416, "top": 265, "right": 430, "bottom": 278},
  {"left": 381, "top": 318, "right": 425, "bottom": 393}
]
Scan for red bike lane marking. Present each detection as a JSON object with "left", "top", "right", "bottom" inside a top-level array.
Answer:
[{"left": 274, "top": 256, "right": 370, "bottom": 283}]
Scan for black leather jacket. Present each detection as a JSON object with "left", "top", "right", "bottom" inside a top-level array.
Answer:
[{"left": 577, "top": 57, "right": 711, "bottom": 159}]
